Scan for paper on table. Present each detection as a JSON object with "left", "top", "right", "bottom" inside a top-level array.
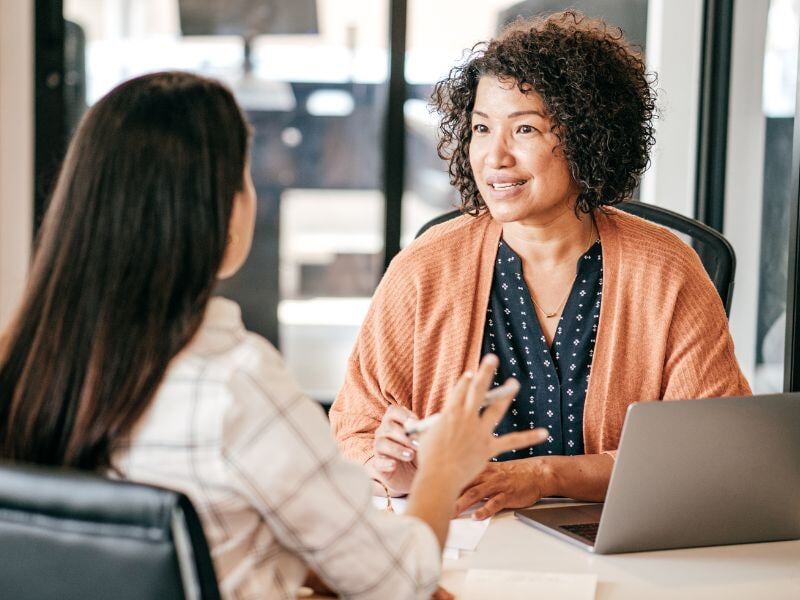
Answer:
[
  {"left": 461, "top": 570, "right": 596, "bottom": 600},
  {"left": 445, "top": 514, "right": 491, "bottom": 551},
  {"left": 371, "top": 496, "right": 491, "bottom": 551},
  {"left": 442, "top": 547, "right": 460, "bottom": 560}
]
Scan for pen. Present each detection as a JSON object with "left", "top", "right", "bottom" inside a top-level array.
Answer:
[{"left": 403, "top": 379, "right": 520, "bottom": 437}]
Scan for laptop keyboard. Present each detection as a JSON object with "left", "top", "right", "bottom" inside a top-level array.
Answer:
[{"left": 560, "top": 522, "right": 600, "bottom": 543}]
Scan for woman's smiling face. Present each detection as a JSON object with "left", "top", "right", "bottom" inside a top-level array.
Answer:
[{"left": 468, "top": 76, "right": 581, "bottom": 225}]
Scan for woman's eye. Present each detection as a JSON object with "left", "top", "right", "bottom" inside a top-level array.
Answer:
[
  {"left": 472, "top": 123, "right": 488, "bottom": 134},
  {"left": 517, "top": 125, "right": 538, "bottom": 134}
]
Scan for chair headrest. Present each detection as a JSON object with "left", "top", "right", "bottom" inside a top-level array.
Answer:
[{"left": 0, "top": 461, "right": 179, "bottom": 531}]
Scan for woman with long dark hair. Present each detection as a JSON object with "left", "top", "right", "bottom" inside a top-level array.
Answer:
[{"left": 0, "top": 71, "right": 545, "bottom": 599}]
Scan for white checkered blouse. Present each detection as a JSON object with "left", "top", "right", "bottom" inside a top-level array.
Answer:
[{"left": 112, "top": 297, "right": 440, "bottom": 600}]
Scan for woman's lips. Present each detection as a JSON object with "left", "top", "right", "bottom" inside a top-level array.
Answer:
[
  {"left": 490, "top": 179, "right": 527, "bottom": 190},
  {"left": 485, "top": 178, "right": 529, "bottom": 199}
]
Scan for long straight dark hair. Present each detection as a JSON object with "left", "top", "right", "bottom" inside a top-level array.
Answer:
[{"left": 0, "top": 71, "right": 249, "bottom": 470}]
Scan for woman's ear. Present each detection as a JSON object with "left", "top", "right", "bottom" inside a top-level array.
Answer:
[{"left": 218, "top": 169, "right": 257, "bottom": 279}]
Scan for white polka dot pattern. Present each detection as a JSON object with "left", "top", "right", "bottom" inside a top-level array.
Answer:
[{"left": 483, "top": 238, "right": 603, "bottom": 461}]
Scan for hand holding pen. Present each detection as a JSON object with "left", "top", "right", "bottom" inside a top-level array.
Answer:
[{"left": 371, "top": 406, "right": 420, "bottom": 495}]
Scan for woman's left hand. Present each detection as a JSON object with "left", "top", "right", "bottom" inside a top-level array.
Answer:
[{"left": 453, "top": 458, "right": 550, "bottom": 520}]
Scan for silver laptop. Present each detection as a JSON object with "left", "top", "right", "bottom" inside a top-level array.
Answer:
[{"left": 515, "top": 393, "right": 800, "bottom": 554}]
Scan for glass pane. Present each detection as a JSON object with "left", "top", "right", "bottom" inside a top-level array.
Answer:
[
  {"left": 402, "top": 0, "right": 649, "bottom": 245},
  {"left": 753, "top": 0, "right": 799, "bottom": 391},
  {"left": 63, "top": 0, "right": 389, "bottom": 402}
]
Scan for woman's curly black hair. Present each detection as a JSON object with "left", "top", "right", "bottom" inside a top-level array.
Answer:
[{"left": 431, "top": 10, "right": 657, "bottom": 215}]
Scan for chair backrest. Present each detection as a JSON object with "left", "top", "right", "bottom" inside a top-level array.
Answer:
[
  {"left": 414, "top": 201, "right": 736, "bottom": 315},
  {"left": 0, "top": 462, "right": 220, "bottom": 600}
]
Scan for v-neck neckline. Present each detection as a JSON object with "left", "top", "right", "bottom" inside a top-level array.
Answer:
[
  {"left": 496, "top": 238, "right": 602, "bottom": 353},
  {"left": 465, "top": 208, "right": 619, "bottom": 388}
]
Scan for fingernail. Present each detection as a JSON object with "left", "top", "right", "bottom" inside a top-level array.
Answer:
[
  {"left": 402, "top": 450, "right": 412, "bottom": 459},
  {"left": 410, "top": 439, "right": 419, "bottom": 448},
  {"left": 463, "top": 371, "right": 474, "bottom": 379}
]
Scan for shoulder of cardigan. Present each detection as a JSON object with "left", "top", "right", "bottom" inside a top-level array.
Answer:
[
  {"left": 388, "top": 211, "right": 499, "bottom": 273},
  {"left": 595, "top": 206, "right": 707, "bottom": 280}
]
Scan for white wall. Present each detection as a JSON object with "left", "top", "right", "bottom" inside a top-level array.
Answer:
[
  {"left": 643, "top": 0, "right": 770, "bottom": 385},
  {"left": 640, "top": 0, "right": 705, "bottom": 217},
  {"left": 0, "top": 0, "right": 34, "bottom": 330}
]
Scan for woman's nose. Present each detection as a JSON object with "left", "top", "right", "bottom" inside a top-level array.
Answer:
[{"left": 486, "top": 135, "right": 514, "bottom": 169}]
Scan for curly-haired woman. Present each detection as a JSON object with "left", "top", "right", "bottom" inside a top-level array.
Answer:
[{"left": 330, "top": 11, "right": 751, "bottom": 519}]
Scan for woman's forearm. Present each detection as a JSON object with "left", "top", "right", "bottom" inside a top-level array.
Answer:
[
  {"left": 405, "top": 465, "right": 462, "bottom": 550},
  {"left": 537, "top": 453, "right": 615, "bottom": 501}
]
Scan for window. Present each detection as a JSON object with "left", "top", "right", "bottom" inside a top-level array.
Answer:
[{"left": 63, "top": 0, "right": 390, "bottom": 402}]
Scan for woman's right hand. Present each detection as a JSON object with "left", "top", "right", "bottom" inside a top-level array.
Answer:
[
  {"left": 370, "top": 405, "right": 419, "bottom": 495},
  {"left": 415, "top": 354, "right": 548, "bottom": 492},
  {"left": 404, "top": 354, "right": 547, "bottom": 550}
]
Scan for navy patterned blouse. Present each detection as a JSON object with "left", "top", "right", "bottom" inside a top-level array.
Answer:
[{"left": 482, "top": 237, "right": 603, "bottom": 461}]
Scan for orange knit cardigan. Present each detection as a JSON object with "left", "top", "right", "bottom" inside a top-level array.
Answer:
[{"left": 330, "top": 208, "right": 751, "bottom": 465}]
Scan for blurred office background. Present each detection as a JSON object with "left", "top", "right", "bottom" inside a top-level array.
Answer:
[{"left": 2, "top": 0, "right": 800, "bottom": 402}]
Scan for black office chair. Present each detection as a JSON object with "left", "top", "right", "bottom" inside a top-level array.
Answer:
[
  {"left": 0, "top": 462, "right": 220, "bottom": 600},
  {"left": 415, "top": 201, "right": 736, "bottom": 315}
]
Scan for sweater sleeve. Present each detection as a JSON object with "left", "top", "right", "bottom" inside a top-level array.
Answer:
[
  {"left": 224, "top": 341, "right": 440, "bottom": 600},
  {"left": 660, "top": 254, "right": 752, "bottom": 401},
  {"left": 329, "top": 256, "right": 418, "bottom": 465}
]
